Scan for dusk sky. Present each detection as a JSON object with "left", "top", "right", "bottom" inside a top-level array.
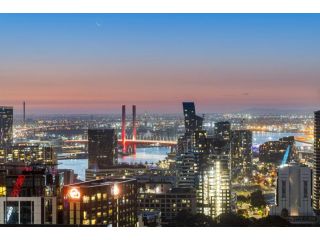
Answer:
[{"left": 0, "top": 14, "right": 320, "bottom": 114}]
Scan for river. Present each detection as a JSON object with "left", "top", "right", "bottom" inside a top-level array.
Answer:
[{"left": 58, "top": 131, "right": 307, "bottom": 181}]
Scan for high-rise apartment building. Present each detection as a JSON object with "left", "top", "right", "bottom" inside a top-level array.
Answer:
[
  {"left": 313, "top": 110, "right": 320, "bottom": 212},
  {"left": 88, "top": 129, "right": 118, "bottom": 170},
  {"left": 0, "top": 106, "right": 13, "bottom": 148},
  {"left": 213, "top": 121, "right": 231, "bottom": 155},
  {"left": 197, "top": 154, "right": 231, "bottom": 218},
  {"left": 182, "top": 102, "right": 203, "bottom": 135},
  {"left": 176, "top": 153, "right": 198, "bottom": 188},
  {"left": 231, "top": 130, "right": 253, "bottom": 178}
]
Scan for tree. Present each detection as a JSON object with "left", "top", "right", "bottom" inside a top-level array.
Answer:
[
  {"left": 237, "top": 195, "right": 249, "bottom": 203},
  {"left": 218, "top": 213, "right": 252, "bottom": 227},
  {"left": 250, "top": 190, "right": 266, "bottom": 208},
  {"left": 252, "top": 216, "right": 291, "bottom": 227},
  {"left": 172, "top": 210, "right": 216, "bottom": 227}
]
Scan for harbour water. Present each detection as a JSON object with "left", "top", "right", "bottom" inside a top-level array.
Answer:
[{"left": 58, "top": 131, "right": 307, "bottom": 181}]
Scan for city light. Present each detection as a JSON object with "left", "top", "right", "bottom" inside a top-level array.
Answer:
[
  {"left": 68, "top": 188, "right": 81, "bottom": 199},
  {"left": 112, "top": 184, "right": 120, "bottom": 196}
]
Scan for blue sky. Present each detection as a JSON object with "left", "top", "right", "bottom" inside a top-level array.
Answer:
[{"left": 0, "top": 14, "right": 319, "bottom": 113}]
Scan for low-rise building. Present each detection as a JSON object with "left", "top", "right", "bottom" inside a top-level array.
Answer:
[{"left": 63, "top": 177, "right": 138, "bottom": 226}]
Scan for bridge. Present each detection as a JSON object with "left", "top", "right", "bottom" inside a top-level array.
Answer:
[
  {"left": 63, "top": 105, "right": 177, "bottom": 152},
  {"left": 64, "top": 139, "right": 177, "bottom": 146}
]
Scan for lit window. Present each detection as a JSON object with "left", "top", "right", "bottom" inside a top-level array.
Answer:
[{"left": 83, "top": 196, "right": 90, "bottom": 203}]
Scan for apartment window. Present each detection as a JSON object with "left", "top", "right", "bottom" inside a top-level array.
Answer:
[{"left": 83, "top": 195, "right": 90, "bottom": 203}]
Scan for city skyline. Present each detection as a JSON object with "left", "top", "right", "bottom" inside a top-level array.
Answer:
[{"left": 1, "top": 14, "right": 320, "bottom": 114}]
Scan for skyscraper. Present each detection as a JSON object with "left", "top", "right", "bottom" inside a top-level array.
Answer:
[
  {"left": 231, "top": 130, "right": 253, "bottom": 178},
  {"left": 88, "top": 129, "right": 118, "bottom": 170},
  {"left": 197, "top": 154, "right": 231, "bottom": 218},
  {"left": 0, "top": 106, "right": 13, "bottom": 148},
  {"left": 213, "top": 121, "right": 231, "bottom": 155},
  {"left": 313, "top": 110, "right": 320, "bottom": 212},
  {"left": 176, "top": 152, "right": 198, "bottom": 188},
  {"left": 182, "top": 102, "right": 203, "bottom": 135}
]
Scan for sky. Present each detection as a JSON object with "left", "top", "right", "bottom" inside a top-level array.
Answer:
[{"left": 0, "top": 14, "right": 320, "bottom": 114}]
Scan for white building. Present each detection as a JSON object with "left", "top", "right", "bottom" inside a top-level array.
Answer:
[{"left": 270, "top": 163, "right": 316, "bottom": 224}]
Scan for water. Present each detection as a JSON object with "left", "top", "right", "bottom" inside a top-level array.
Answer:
[
  {"left": 58, "top": 147, "right": 170, "bottom": 181},
  {"left": 58, "top": 159, "right": 88, "bottom": 181},
  {"left": 58, "top": 132, "right": 307, "bottom": 181}
]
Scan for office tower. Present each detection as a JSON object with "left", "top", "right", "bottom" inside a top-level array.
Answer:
[
  {"left": 231, "top": 130, "right": 253, "bottom": 178},
  {"left": 259, "top": 136, "right": 295, "bottom": 165},
  {"left": 270, "top": 163, "right": 315, "bottom": 224},
  {"left": 313, "top": 110, "right": 320, "bottom": 212},
  {"left": 182, "top": 102, "right": 203, "bottom": 135},
  {"left": 88, "top": 129, "right": 118, "bottom": 170},
  {"left": 176, "top": 153, "right": 198, "bottom": 188},
  {"left": 213, "top": 121, "right": 231, "bottom": 155},
  {"left": 0, "top": 106, "right": 13, "bottom": 148},
  {"left": 63, "top": 178, "right": 137, "bottom": 226}
]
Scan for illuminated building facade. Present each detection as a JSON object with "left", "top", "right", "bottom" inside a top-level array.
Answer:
[
  {"left": 231, "top": 130, "right": 253, "bottom": 178},
  {"left": 313, "top": 110, "right": 320, "bottom": 212},
  {"left": 270, "top": 163, "right": 315, "bottom": 224},
  {"left": 88, "top": 129, "right": 118, "bottom": 170},
  {"left": 0, "top": 106, "right": 13, "bottom": 148},
  {"left": 197, "top": 155, "right": 231, "bottom": 218},
  {"left": 0, "top": 143, "right": 56, "bottom": 164},
  {"left": 212, "top": 155, "right": 231, "bottom": 217},
  {"left": 63, "top": 178, "right": 137, "bottom": 226}
]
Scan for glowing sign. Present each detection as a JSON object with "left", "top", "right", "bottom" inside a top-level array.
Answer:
[{"left": 69, "top": 188, "right": 81, "bottom": 199}]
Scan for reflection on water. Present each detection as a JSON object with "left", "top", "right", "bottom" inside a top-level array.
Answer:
[
  {"left": 118, "top": 147, "right": 170, "bottom": 164},
  {"left": 58, "top": 147, "right": 170, "bottom": 181}
]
